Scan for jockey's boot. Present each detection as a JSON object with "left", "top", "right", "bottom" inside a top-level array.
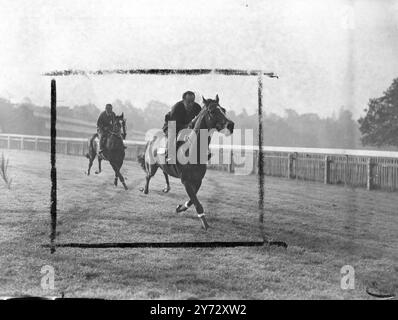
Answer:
[
  {"left": 98, "top": 149, "right": 107, "bottom": 160},
  {"left": 165, "top": 149, "right": 171, "bottom": 164},
  {"left": 98, "top": 135, "right": 108, "bottom": 160}
]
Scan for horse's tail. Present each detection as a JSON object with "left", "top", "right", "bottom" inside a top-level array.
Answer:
[
  {"left": 86, "top": 133, "right": 98, "bottom": 158},
  {"left": 137, "top": 141, "right": 149, "bottom": 171},
  {"left": 137, "top": 153, "right": 146, "bottom": 171}
]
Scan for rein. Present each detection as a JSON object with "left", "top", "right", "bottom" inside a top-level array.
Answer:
[
  {"left": 183, "top": 107, "right": 212, "bottom": 156},
  {"left": 188, "top": 107, "right": 208, "bottom": 133}
]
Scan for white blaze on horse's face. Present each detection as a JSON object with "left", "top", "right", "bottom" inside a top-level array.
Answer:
[{"left": 217, "top": 105, "right": 234, "bottom": 136}]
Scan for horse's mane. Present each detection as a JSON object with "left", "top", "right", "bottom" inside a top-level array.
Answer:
[{"left": 188, "top": 107, "right": 207, "bottom": 131}]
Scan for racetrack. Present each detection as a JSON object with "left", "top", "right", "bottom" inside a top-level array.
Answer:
[{"left": 0, "top": 149, "right": 397, "bottom": 299}]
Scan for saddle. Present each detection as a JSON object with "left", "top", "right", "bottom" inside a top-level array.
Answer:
[
  {"left": 155, "top": 130, "right": 190, "bottom": 159},
  {"left": 97, "top": 132, "right": 126, "bottom": 160}
]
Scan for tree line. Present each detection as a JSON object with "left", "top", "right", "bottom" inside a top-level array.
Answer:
[{"left": 0, "top": 77, "right": 397, "bottom": 150}]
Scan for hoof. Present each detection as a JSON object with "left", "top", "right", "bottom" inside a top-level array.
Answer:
[
  {"left": 162, "top": 186, "right": 170, "bottom": 193},
  {"left": 139, "top": 187, "right": 148, "bottom": 194},
  {"left": 95, "top": 171, "right": 100, "bottom": 174},
  {"left": 176, "top": 204, "right": 188, "bottom": 213},
  {"left": 198, "top": 215, "right": 209, "bottom": 230}
]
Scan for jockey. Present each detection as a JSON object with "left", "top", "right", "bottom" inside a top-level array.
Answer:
[
  {"left": 162, "top": 91, "right": 205, "bottom": 163},
  {"left": 97, "top": 103, "right": 116, "bottom": 157},
  {"left": 162, "top": 91, "right": 201, "bottom": 137}
]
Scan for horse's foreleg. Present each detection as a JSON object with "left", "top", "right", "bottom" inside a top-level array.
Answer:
[
  {"left": 114, "top": 172, "right": 118, "bottom": 186},
  {"left": 183, "top": 181, "right": 208, "bottom": 230},
  {"left": 143, "top": 175, "right": 151, "bottom": 194},
  {"left": 162, "top": 172, "right": 171, "bottom": 193},
  {"left": 87, "top": 157, "right": 94, "bottom": 175},
  {"left": 176, "top": 199, "right": 193, "bottom": 213},
  {"left": 140, "top": 164, "right": 158, "bottom": 194},
  {"left": 118, "top": 170, "right": 127, "bottom": 190},
  {"left": 176, "top": 180, "right": 201, "bottom": 213},
  {"left": 111, "top": 163, "right": 128, "bottom": 190}
]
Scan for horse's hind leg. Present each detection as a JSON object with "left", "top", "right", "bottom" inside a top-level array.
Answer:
[
  {"left": 87, "top": 156, "right": 94, "bottom": 175},
  {"left": 162, "top": 172, "right": 171, "bottom": 193},
  {"left": 140, "top": 164, "right": 158, "bottom": 194},
  {"left": 95, "top": 158, "right": 102, "bottom": 174}
]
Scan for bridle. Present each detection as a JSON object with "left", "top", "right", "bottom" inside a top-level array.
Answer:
[
  {"left": 190, "top": 102, "right": 226, "bottom": 131},
  {"left": 110, "top": 117, "right": 126, "bottom": 139}
]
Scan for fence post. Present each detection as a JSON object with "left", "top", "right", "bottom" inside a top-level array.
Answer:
[
  {"left": 324, "top": 155, "right": 330, "bottom": 184},
  {"left": 287, "top": 153, "right": 293, "bottom": 179},
  {"left": 344, "top": 155, "right": 349, "bottom": 185},
  {"left": 7, "top": 135, "right": 11, "bottom": 149},
  {"left": 367, "top": 157, "right": 374, "bottom": 190},
  {"left": 294, "top": 152, "right": 298, "bottom": 180},
  {"left": 228, "top": 149, "right": 234, "bottom": 173},
  {"left": 35, "top": 137, "right": 38, "bottom": 150},
  {"left": 20, "top": 136, "right": 24, "bottom": 150}
]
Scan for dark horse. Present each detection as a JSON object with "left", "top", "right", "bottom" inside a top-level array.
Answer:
[
  {"left": 138, "top": 95, "right": 234, "bottom": 230},
  {"left": 86, "top": 113, "right": 128, "bottom": 190}
]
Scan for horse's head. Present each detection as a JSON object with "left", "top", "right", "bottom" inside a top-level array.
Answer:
[
  {"left": 201, "top": 95, "right": 234, "bottom": 135},
  {"left": 113, "top": 113, "right": 127, "bottom": 139}
]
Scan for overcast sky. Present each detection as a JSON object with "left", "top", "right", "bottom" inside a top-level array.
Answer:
[{"left": 0, "top": 0, "right": 397, "bottom": 118}]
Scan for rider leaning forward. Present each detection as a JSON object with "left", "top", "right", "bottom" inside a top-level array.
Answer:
[
  {"left": 97, "top": 103, "right": 116, "bottom": 157},
  {"left": 162, "top": 91, "right": 201, "bottom": 136},
  {"left": 162, "top": 91, "right": 211, "bottom": 162}
]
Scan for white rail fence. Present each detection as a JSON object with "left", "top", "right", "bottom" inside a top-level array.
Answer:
[{"left": 1, "top": 133, "right": 398, "bottom": 191}]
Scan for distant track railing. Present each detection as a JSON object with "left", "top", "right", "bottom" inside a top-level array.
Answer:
[{"left": 1, "top": 133, "right": 398, "bottom": 191}]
